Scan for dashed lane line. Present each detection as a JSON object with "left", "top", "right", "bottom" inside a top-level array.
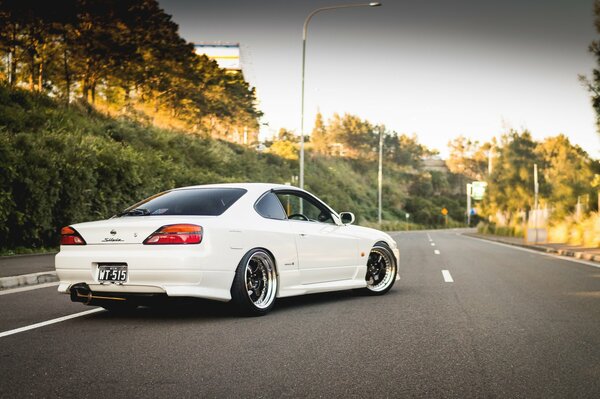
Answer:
[
  {"left": 442, "top": 270, "right": 454, "bottom": 283},
  {"left": 434, "top": 249, "right": 440, "bottom": 255},
  {"left": 0, "top": 308, "right": 104, "bottom": 339}
]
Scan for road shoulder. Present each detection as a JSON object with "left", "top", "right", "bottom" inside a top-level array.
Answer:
[{"left": 463, "top": 232, "right": 600, "bottom": 264}]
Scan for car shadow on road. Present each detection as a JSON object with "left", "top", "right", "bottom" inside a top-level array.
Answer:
[{"left": 95, "top": 286, "right": 406, "bottom": 321}]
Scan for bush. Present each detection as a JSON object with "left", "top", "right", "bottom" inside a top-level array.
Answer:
[{"left": 0, "top": 85, "right": 468, "bottom": 250}]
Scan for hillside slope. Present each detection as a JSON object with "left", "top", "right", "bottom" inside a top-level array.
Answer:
[{"left": 0, "top": 86, "right": 463, "bottom": 250}]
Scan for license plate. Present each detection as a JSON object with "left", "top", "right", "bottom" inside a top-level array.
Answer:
[{"left": 98, "top": 264, "right": 128, "bottom": 283}]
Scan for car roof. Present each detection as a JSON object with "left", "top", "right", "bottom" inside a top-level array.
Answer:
[
  {"left": 170, "top": 183, "right": 338, "bottom": 216},
  {"left": 172, "top": 182, "right": 302, "bottom": 194}
]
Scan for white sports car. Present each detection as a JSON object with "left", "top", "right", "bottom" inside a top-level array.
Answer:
[{"left": 55, "top": 183, "right": 399, "bottom": 315}]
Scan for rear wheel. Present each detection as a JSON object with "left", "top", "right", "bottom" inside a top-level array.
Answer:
[
  {"left": 231, "top": 249, "right": 278, "bottom": 316},
  {"left": 360, "top": 243, "right": 397, "bottom": 295}
]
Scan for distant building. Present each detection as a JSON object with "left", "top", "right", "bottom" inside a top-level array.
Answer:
[
  {"left": 422, "top": 156, "right": 449, "bottom": 173},
  {"left": 194, "top": 43, "right": 241, "bottom": 72}
]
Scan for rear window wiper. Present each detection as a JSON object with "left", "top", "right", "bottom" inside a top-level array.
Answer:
[{"left": 118, "top": 208, "right": 150, "bottom": 217}]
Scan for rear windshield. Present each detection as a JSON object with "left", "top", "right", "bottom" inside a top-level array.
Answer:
[{"left": 118, "top": 188, "right": 247, "bottom": 217}]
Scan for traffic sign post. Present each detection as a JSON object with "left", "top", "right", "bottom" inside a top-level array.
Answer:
[
  {"left": 441, "top": 208, "right": 448, "bottom": 227},
  {"left": 471, "top": 181, "right": 488, "bottom": 201}
]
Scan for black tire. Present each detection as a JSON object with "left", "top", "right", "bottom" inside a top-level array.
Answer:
[
  {"left": 231, "top": 248, "right": 278, "bottom": 316},
  {"left": 358, "top": 243, "right": 397, "bottom": 296}
]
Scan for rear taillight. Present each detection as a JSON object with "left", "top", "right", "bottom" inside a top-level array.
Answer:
[
  {"left": 60, "top": 226, "right": 86, "bottom": 245},
  {"left": 143, "top": 224, "right": 203, "bottom": 245}
]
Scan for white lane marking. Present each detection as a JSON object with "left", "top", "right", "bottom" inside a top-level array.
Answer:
[
  {"left": 442, "top": 270, "right": 454, "bottom": 282},
  {"left": 430, "top": 242, "right": 435, "bottom": 246},
  {"left": 0, "top": 282, "right": 59, "bottom": 296},
  {"left": 462, "top": 235, "right": 600, "bottom": 270},
  {"left": 396, "top": 273, "right": 401, "bottom": 281},
  {"left": 0, "top": 308, "right": 104, "bottom": 339},
  {"left": 434, "top": 249, "right": 440, "bottom": 255},
  {"left": 426, "top": 233, "right": 433, "bottom": 242}
]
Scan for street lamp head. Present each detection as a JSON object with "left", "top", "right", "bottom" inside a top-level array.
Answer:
[{"left": 369, "top": 2, "right": 382, "bottom": 6}]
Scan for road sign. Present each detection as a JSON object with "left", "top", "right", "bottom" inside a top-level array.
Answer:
[
  {"left": 471, "top": 181, "right": 488, "bottom": 200},
  {"left": 441, "top": 208, "right": 448, "bottom": 216}
]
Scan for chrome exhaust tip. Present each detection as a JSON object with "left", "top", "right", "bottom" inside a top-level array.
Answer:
[{"left": 69, "top": 283, "right": 127, "bottom": 305}]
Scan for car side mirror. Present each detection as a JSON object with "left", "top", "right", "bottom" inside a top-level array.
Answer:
[{"left": 339, "top": 212, "right": 355, "bottom": 225}]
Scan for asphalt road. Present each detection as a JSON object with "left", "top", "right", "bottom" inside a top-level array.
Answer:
[
  {"left": 0, "top": 253, "right": 55, "bottom": 277},
  {"left": 1, "top": 230, "right": 599, "bottom": 398}
]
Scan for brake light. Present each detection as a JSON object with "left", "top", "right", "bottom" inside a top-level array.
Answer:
[
  {"left": 143, "top": 224, "right": 203, "bottom": 245},
  {"left": 60, "top": 226, "right": 86, "bottom": 245}
]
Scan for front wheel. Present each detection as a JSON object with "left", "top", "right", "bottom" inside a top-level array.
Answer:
[
  {"left": 359, "top": 244, "right": 397, "bottom": 295},
  {"left": 231, "top": 249, "right": 278, "bottom": 316}
]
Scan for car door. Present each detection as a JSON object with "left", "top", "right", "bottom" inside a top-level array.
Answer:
[{"left": 274, "top": 191, "right": 360, "bottom": 285}]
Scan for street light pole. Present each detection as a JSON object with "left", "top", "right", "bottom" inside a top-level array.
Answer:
[
  {"left": 378, "top": 126, "right": 384, "bottom": 225},
  {"left": 533, "top": 163, "right": 539, "bottom": 243},
  {"left": 300, "top": 2, "right": 381, "bottom": 189}
]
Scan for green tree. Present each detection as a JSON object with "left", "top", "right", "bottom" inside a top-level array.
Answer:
[
  {"left": 311, "top": 111, "right": 328, "bottom": 154},
  {"left": 536, "top": 134, "right": 596, "bottom": 218},
  {"left": 581, "top": 0, "right": 600, "bottom": 135},
  {"left": 446, "top": 135, "right": 490, "bottom": 180},
  {"left": 482, "top": 130, "right": 541, "bottom": 224},
  {"left": 386, "top": 133, "right": 433, "bottom": 168}
]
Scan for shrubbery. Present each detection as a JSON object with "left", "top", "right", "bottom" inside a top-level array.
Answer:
[{"left": 0, "top": 85, "right": 465, "bottom": 251}]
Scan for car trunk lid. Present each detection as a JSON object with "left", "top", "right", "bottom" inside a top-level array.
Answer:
[{"left": 70, "top": 217, "right": 208, "bottom": 245}]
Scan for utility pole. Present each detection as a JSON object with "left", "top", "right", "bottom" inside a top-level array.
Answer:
[
  {"left": 533, "top": 163, "right": 539, "bottom": 243},
  {"left": 488, "top": 147, "right": 493, "bottom": 176},
  {"left": 466, "top": 183, "right": 472, "bottom": 227},
  {"left": 378, "top": 127, "right": 383, "bottom": 225}
]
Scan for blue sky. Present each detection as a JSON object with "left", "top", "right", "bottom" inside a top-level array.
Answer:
[{"left": 160, "top": 0, "right": 599, "bottom": 158}]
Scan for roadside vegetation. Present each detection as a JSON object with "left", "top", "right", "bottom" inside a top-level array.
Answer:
[
  {"left": 1, "top": 0, "right": 598, "bottom": 253},
  {"left": 453, "top": 131, "right": 600, "bottom": 246},
  {"left": 0, "top": 0, "right": 261, "bottom": 136},
  {"left": 0, "top": 85, "right": 466, "bottom": 251}
]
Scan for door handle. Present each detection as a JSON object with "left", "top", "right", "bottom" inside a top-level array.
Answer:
[{"left": 299, "top": 233, "right": 308, "bottom": 237}]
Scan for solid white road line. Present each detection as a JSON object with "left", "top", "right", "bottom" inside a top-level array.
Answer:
[
  {"left": 0, "top": 308, "right": 104, "bottom": 339},
  {"left": 462, "top": 235, "right": 600, "bottom": 270},
  {"left": 434, "top": 249, "right": 440, "bottom": 255},
  {"left": 0, "top": 282, "right": 59, "bottom": 296},
  {"left": 442, "top": 270, "right": 454, "bottom": 283}
]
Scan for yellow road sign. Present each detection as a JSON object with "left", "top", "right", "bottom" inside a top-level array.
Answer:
[{"left": 441, "top": 208, "right": 448, "bottom": 216}]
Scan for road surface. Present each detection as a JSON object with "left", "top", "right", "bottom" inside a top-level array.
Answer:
[{"left": 1, "top": 230, "right": 599, "bottom": 397}]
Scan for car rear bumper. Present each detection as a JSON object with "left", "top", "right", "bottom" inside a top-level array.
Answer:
[{"left": 55, "top": 245, "right": 236, "bottom": 302}]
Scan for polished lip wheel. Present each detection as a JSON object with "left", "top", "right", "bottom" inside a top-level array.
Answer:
[
  {"left": 244, "top": 251, "right": 277, "bottom": 309},
  {"left": 366, "top": 247, "right": 395, "bottom": 292}
]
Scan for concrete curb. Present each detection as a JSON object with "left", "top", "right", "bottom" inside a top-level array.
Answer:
[
  {"left": 0, "top": 271, "right": 58, "bottom": 290},
  {"left": 466, "top": 234, "right": 600, "bottom": 264}
]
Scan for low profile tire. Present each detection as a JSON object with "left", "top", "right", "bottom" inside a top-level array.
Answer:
[
  {"left": 359, "top": 243, "right": 397, "bottom": 296},
  {"left": 231, "top": 249, "right": 278, "bottom": 316}
]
